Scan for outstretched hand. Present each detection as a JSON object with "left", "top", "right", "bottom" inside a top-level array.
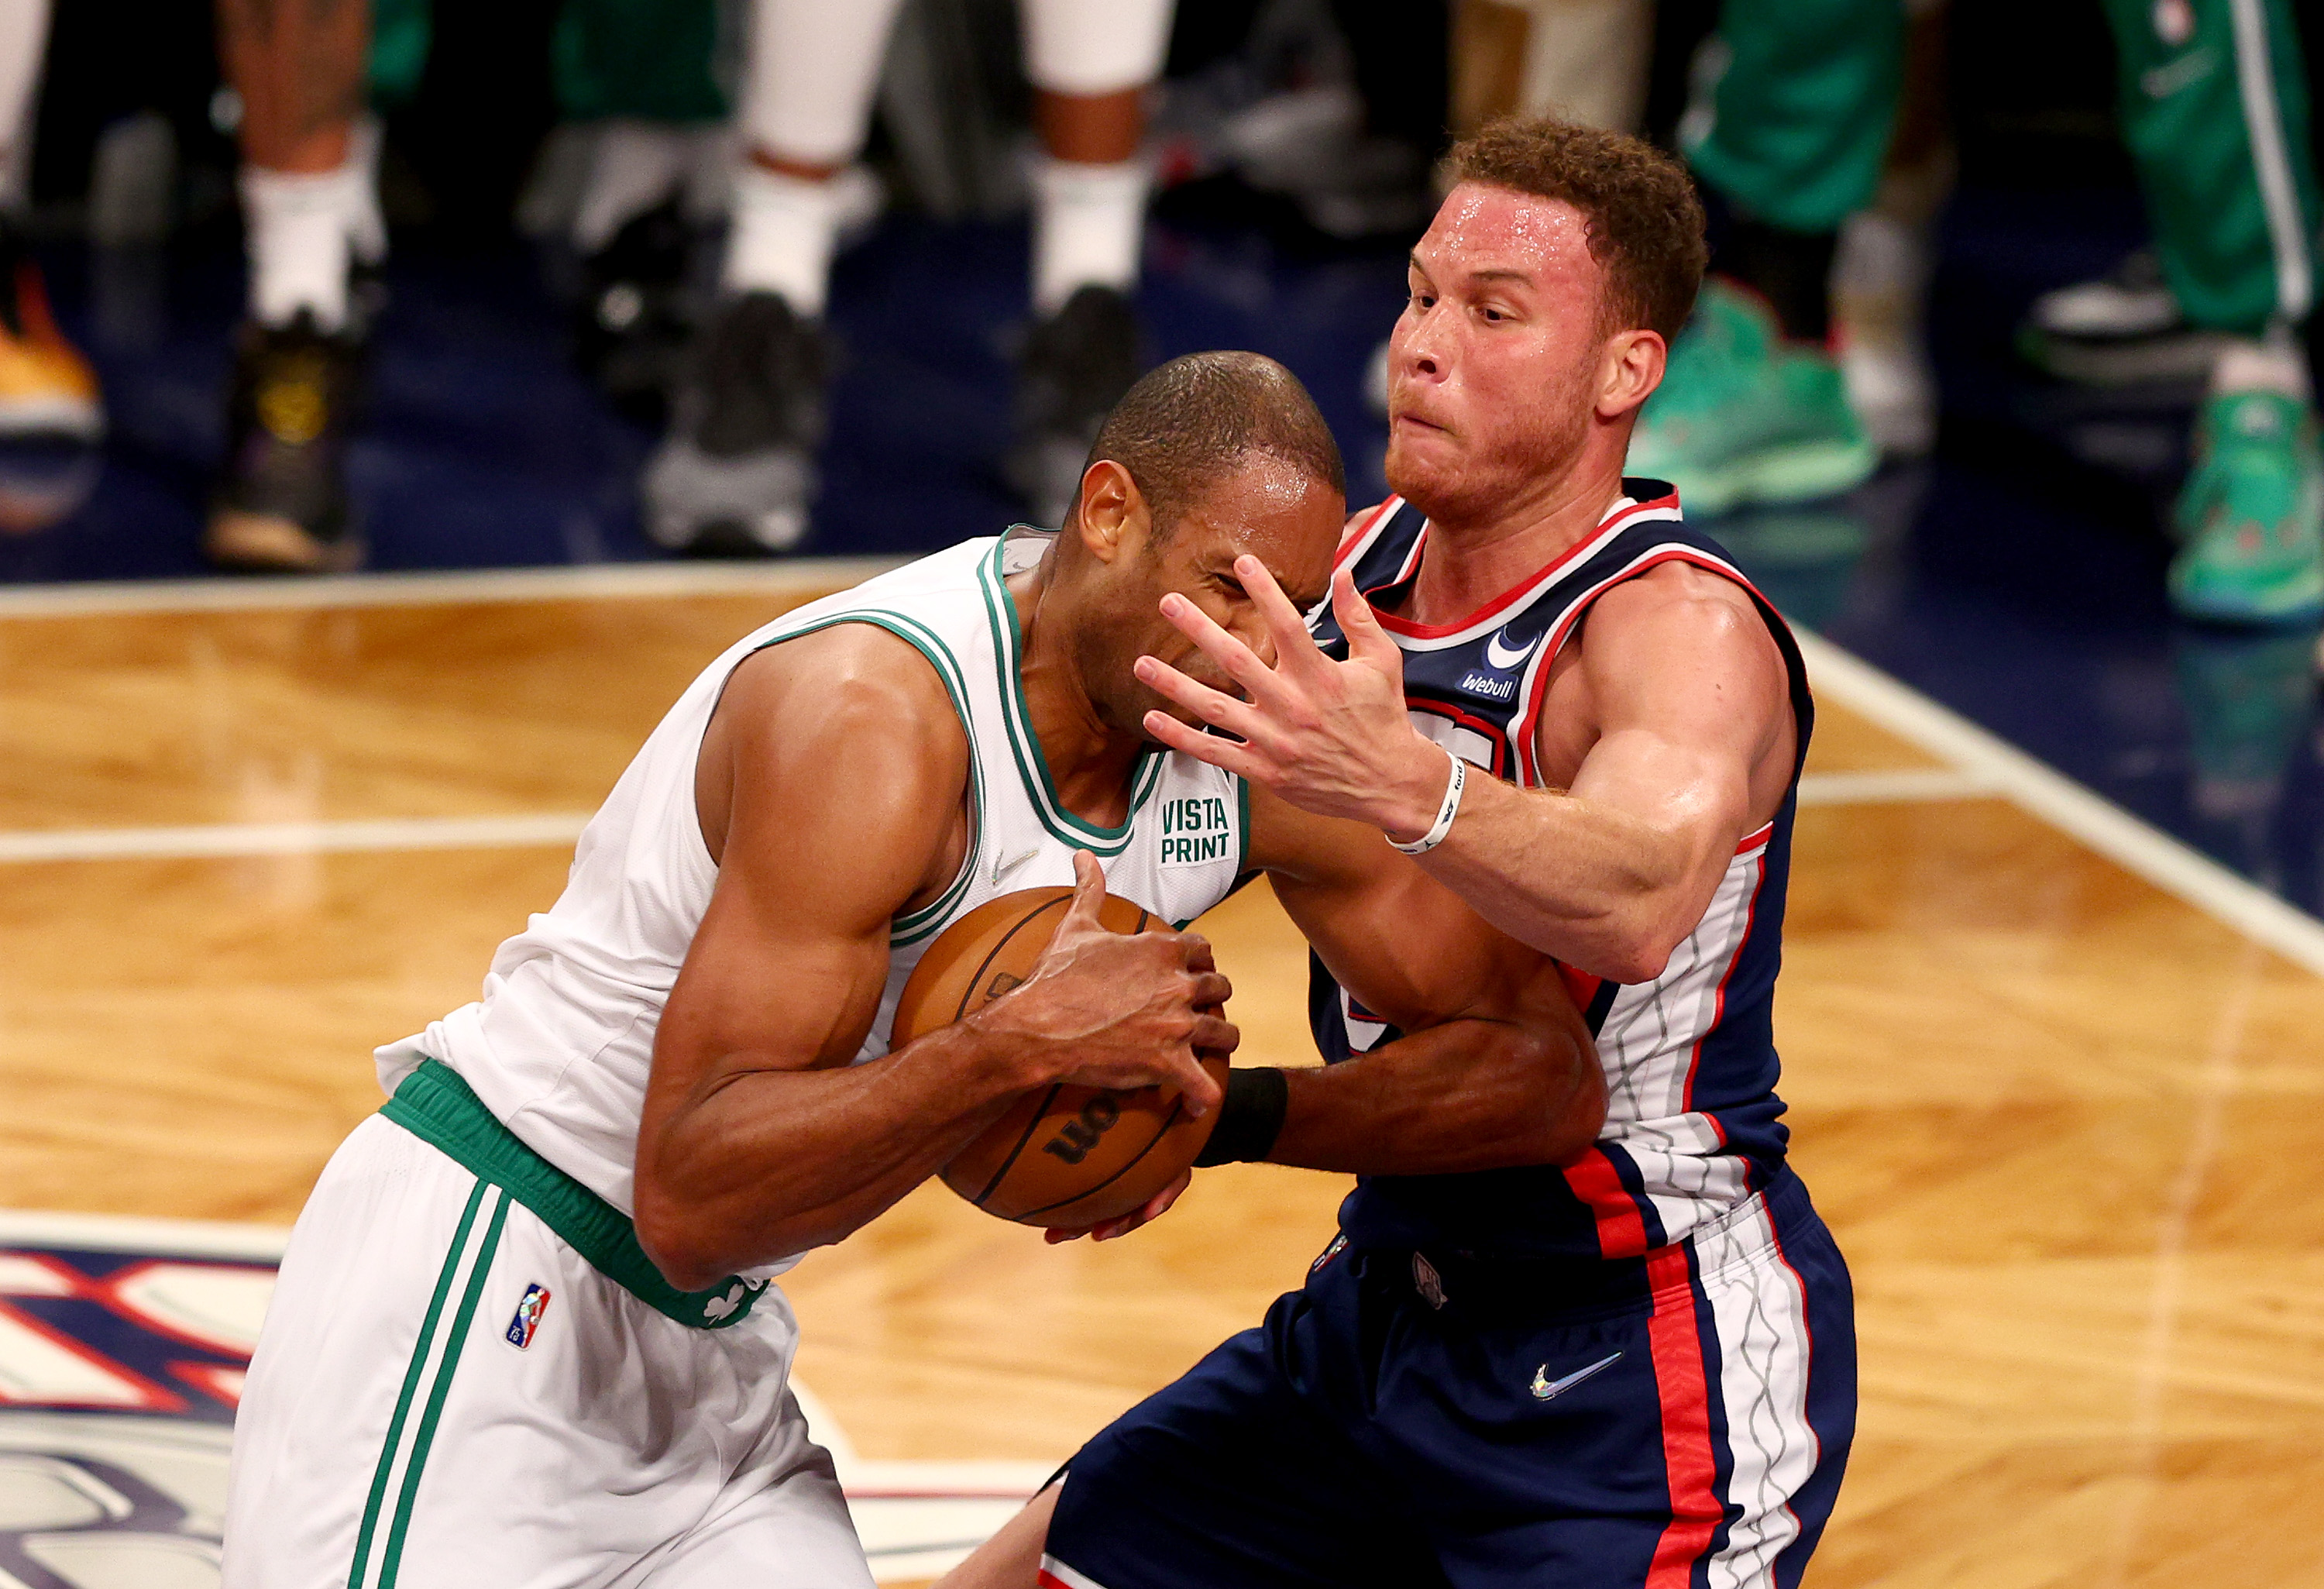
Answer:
[{"left": 1134, "top": 558, "right": 1449, "bottom": 842}]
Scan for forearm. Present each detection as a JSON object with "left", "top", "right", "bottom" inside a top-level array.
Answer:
[
  {"left": 1264, "top": 1019, "right": 1604, "bottom": 1177},
  {"left": 1395, "top": 765, "right": 1691, "bottom": 981},
  {"left": 638, "top": 1024, "right": 1020, "bottom": 1287}
]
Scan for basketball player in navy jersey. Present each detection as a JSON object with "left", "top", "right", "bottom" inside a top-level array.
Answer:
[{"left": 944, "top": 119, "right": 1854, "bottom": 1589}]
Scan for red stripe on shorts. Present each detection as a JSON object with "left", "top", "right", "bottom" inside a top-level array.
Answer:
[
  {"left": 1642, "top": 1243, "right": 1723, "bottom": 1589},
  {"left": 1562, "top": 1147, "right": 1649, "bottom": 1258}
]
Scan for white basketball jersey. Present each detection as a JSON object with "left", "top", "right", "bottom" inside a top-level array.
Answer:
[{"left": 376, "top": 530, "right": 1250, "bottom": 1253}]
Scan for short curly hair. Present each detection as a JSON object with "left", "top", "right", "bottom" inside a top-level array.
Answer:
[{"left": 1447, "top": 118, "right": 1708, "bottom": 342}]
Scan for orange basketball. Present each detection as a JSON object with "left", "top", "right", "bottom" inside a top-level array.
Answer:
[{"left": 892, "top": 886, "right": 1226, "bottom": 1228}]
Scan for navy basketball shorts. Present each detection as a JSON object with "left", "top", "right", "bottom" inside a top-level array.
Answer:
[{"left": 1043, "top": 1168, "right": 1855, "bottom": 1589}]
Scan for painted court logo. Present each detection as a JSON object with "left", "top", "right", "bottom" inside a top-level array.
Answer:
[
  {"left": 505, "top": 1282, "right": 552, "bottom": 1349},
  {"left": 0, "top": 1212, "right": 1046, "bottom": 1584}
]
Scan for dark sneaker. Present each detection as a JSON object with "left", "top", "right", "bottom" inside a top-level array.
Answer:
[
  {"left": 642, "top": 290, "right": 830, "bottom": 556},
  {"left": 205, "top": 312, "right": 365, "bottom": 572},
  {"left": 2019, "top": 249, "right": 2234, "bottom": 386},
  {"left": 576, "top": 200, "right": 693, "bottom": 421},
  {"left": 1007, "top": 284, "right": 1143, "bottom": 528}
]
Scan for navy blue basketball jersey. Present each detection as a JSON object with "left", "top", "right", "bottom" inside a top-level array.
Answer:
[{"left": 1309, "top": 482, "right": 1815, "bottom": 1260}]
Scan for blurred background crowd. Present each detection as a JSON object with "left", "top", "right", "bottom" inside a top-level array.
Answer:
[{"left": 1, "top": 0, "right": 2321, "bottom": 906}]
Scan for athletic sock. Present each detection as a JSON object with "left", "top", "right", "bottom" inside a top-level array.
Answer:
[
  {"left": 722, "top": 163, "right": 837, "bottom": 318},
  {"left": 2212, "top": 334, "right": 2313, "bottom": 401},
  {"left": 1715, "top": 216, "right": 1839, "bottom": 346},
  {"left": 240, "top": 156, "right": 373, "bottom": 332},
  {"left": 1030, "top": 156, "right": 1147, "bottom": 316},
  {"left": 572, "top": 120, "right": 693, "bottom": 256},
  {"left": 0, "top": 0, "right": 51, "bottom": 215}
]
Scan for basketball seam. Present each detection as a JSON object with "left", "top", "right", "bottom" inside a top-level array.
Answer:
[
  {"left": 1012, "top": 1095, "right": 1188, "bottom": 1222},
  {"left": 975, "top": 1084, "right": 1065, "bottom": 1208}
]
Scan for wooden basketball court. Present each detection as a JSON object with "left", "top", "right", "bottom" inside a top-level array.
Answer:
[{"left": 2, "top": 566, "right": 2321, "bottom": 1586}]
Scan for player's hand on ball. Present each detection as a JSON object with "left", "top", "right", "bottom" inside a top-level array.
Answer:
[
  {"left": 1043, "top": 1170, "right": 1191, "bottom": 1245},
  {"left": 969, "top": 852, "right": 1234, "bottom": 1114}
]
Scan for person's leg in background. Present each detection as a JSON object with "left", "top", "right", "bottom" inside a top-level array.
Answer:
[
  {"left": 642, "top": 0, "right": 1177, "bottom": 555},
  {"left": 0, "top": 0, "right": 102, "bottom": 444},
  {"left": 639, "top": 0, "right": 901, "bottom": 557},
  {"left": 1628, "top": 0, "right": 1905, "bottom": 514},
  {"left": 2103, "top": 0, "right": 2320, "bottom": 622},
  {"left": 552, "top": 0, "right": 744, "bottom": 425},
  {"left": 207, "top": 0, "right": 386, "bottom": 571},
  {"left": 1006, "top": 0, "right": 1177, "bottom": 526}
]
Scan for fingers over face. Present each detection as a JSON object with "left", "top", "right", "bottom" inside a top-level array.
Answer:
[
  {"left": 1135, "top": 655, "right": 1265, "bottom": 740},
  {"left": 1140, "top": 710, "right": 1264, "bottom": 778},
  {"left": 1238, "top": 554, "right": 1325, "bottom": 672}
]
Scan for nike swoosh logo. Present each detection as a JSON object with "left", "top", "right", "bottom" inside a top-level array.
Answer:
[
  {"left": 1530, "top": 1350, "right": 1621, "bottom": 1402},
  {"left": 989, "top": 847, "right": 1040, "bottom": 887},
  {"left": 1484, "top": 628, "right": 1538, "bottom": 671}
]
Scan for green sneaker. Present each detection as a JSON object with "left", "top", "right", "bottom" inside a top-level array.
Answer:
[
  {"left": 2168, "top": 390, "right": 2324, "bottom": 624},
  {"left": 1627, "top": 280, "right": 1879, "bottom": 517}
]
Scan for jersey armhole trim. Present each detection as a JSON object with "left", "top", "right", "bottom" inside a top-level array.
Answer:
[{"left": 746, "top": 611, "right": 986, "bottom": 947}]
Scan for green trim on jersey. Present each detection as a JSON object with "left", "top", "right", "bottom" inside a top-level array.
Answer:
[
  {"left": 750, "top": 610, "right": 989, "bottom": 947},
  {"left": 977, "top": 537, "right": 1167, "bottom": 855},
  {"left": 382, "top": 1060, "right": 767, "bottom": 1330}
]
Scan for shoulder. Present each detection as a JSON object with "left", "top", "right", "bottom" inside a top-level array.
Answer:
[
  {"left": 714, "top": 623, "right": 971, "bottom": 789},
  {"left": 1580, "top": 560, "right": 1776, "bottom": 666}
]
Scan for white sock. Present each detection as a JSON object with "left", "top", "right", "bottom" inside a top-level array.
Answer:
[
  {"left": 2211, "top": 335, "right": 2312, "bottom": 401},
  {"left": 0, "top": 0, "right": 51, "bottom": 214},
  {"left": 572, "top": 120, "right": 692, "bottom": 254},
  {"left": 241, "top": 156, "right": 374, "bottom": 332},
  {"left": 723, "top": 163, "right": 837, "bottom": 316},
  {"left": 1030, "top": 156, "right": 1147, "bottom": 315}
]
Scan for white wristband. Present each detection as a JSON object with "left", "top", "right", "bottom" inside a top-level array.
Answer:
[{"left": 1387, "top": 745, "right": 1465, "bottom": 855}]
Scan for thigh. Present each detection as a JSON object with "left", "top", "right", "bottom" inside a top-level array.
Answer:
[
  {"left": 225, "top": 1117, "right": 810, "bottom": 1589},
  {"left": 640, "top": 1391, "right": 873, "bottom": 1589},
  {"left": 1046, "top": 1276, "right": 1449, "bottom": 1589},
  {"left": 1391, "top": 1179, "right": 1856, "bottom": 1589}
]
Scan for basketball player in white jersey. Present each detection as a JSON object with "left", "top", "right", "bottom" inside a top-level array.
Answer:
[
  {"left": 222, "top": 351, "right": 1602, "bottom": 1587},
  {"left": 946, "top": 121, "right": 1855, "bottom": 1589}
]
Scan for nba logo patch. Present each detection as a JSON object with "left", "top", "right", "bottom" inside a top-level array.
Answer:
[{"left": 505, "top": 1282, "right": 551, "bottom": 1349}]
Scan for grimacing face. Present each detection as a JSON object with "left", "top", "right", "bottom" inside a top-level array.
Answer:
[
  {"left": 1384, "top": 183, "right": 1614, "bottom": 521},
  {"left": 1088, "top": 453, "right": 1340, "bottom": 738}
]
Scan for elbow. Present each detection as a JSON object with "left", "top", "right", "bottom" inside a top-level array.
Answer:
[
  {"left": 1480, "top": 1026, "right": 1607, "bottom": 1169},
  {"left": 1592, "top": 913, "right": 1690, "bottom": 986},
  {"left": 634, "top": 1192, "right": 727, "bottom": 1295}
]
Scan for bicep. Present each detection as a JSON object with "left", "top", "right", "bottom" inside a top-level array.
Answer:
[
  {"left": 652, "top": 636, "right": 968, "bottom": 1103},
  {"left": 1563, "top": 577, "right": 1786, "bottom": 851}
]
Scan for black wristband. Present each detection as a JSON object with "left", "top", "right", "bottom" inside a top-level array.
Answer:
[{"left": 1191, "top": 1066, "right": 1289, "bottom": 1168}]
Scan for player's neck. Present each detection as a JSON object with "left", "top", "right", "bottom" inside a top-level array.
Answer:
[
  {"left": 1008, "top": 566, "right": 1145, "bottom": 829},
  {"left": 1401, "top": 449, "right": 1629, "bottom": 628}
]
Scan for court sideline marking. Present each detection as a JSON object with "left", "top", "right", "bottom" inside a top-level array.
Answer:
[{"left": 0, "top": 566, "right": 2315, "bottom": 978}]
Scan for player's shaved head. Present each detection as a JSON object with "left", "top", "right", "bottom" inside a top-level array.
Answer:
[{"left": 1078, "top": 351, "right": 1345, "bottom": 539}]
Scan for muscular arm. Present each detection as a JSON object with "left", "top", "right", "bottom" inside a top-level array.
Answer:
[
  {"left": 635, "top": 628, "right": 1228, "bottom": 1290},
  {"left": 1403, "top": 569, "right": 1792, "bottom": 981},
  {"left": 1246, "top": 787, "right": 1604, "bottom": 1176},
  {"left": 1140, "top": 557, "right": 1793, "bottom": 984}
]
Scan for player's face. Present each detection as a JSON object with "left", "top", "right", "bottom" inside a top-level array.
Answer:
[
  {"left": 1384, "top": 184, "right": 1611, "bottom": 521},
  {"left": 1108, "top": 456, "right": 1339, "bottom": 735}
]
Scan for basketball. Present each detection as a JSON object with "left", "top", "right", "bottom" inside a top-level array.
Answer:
[{"left": 892, "top": 886, "right": 1228, "bottom": 1228}]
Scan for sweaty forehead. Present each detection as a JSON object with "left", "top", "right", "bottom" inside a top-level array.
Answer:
[{"left": 1417, "top": 184, "right": 1598, "bottom": 288}]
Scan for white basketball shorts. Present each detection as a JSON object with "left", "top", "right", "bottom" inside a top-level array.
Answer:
[{"left": 222, "top": 1112, "right": 873, "bottom": 1589}]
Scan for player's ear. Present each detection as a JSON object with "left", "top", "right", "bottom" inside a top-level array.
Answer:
[
  {"left": 1074, "top": 460, "right": 1146, "bottom": 566},
  {"left": 1597, "top": 327, "right": 1665, "bottom": 419}
]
